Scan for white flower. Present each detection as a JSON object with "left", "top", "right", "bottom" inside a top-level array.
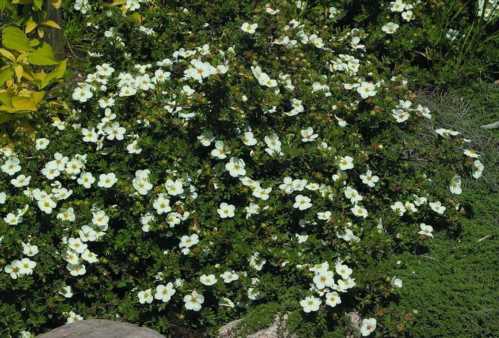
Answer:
[
  {"left": 0, "top": 192, "right": 6, "bottom": 204},
  {"left": 153, "top": 194, "right": 172, "bottom": 214},
  {"left": 65, "top": 310, "right": 83, "bottom": 324},
  {"left": 217, "top": 202, "right": 236, "bottom": 218},
  {"left": 293, "top": 194, "right": 312, "bottom": 210},
  {"left": 68, "top": 237, "right": 87, "bottom": 254},
  {"left": 179, "top": 234, "right": 199, "bottom": 252},
  {"left": 35, "top": 138, "right": 50, "bottom": 150},
  {"left": 429, "top": 201, "right": 446, "bottom": 215},
  {"left": 105, "top": 122, "right": 126, "bottom": 141},
  {"left": 19, "top": 331, "right": 34, "bottom": 338},
  {"left": 18, "top": 258, "right": 36, "bottom": 275},
  {"left": 57, "top": 207, "right": 76, "bottom": 222},
  {"left": 301, "top": 127, "right": 318, "bottom": 142},
  {"left": 184, "top": 290, "right": 204, "bottom": 311},
  {"left": 360, "top": 170, "right": 379, "bottom": 187},
  {"left": 225, "top": 157, "right": 246, "bottom": 177},
  {"left": 138, "top": 289, "right": 154, "bottom": 304},
  {"left": 72, "top": 84, "right": 93, "bottom": 102},
  {"left": 463, "top": 149, "right": 480, "bottom": 158},
  {"left": 313, "top": 269, "right": 335, "bottom": 289},
  {"left": 221, "top": 270, "right": 239, "bottom": 283},
  {"left": 154, "top": 283, "right": 176, "bottom": 303},
  {"left": 344, "top": 186, "right": 363, "bottom": 204},
  {"left": 391, "top": 277, "right": 403, "bottom": 288},
  {"left": 357, "top": 82, "right": 377, "bottom": 99},
  {"left": 133, "top": 173, "right": 153, "bottom": 195},
  {"left": 252, "top": 185, "right": 271, "bottom": 200},
  {"left": 436, "top": 128, "right": 460, "bottom": 137},
  {"left": 38, "top": 196, "right": 57, "bottom": 214},
  {"left": 82, "top": 128, "right": 98, "bottom": 143},
  {"left": 1, "top": 157, "right": 21, "bottom": 176},
  {"left": 81, "top": 249, "right": 98, "bottom": 263},
  {"left": 300, "top": 296, "right": 321, "bottom": 313},
  {"left": 67, "top": 263, "right": 86, "bottom": 276},
  {"left": 251, "top": 65, "right": 277, "bottom": 88},
  {"left": 164, "top": 178, "right": 184, "bottom": 196},
  {"left": 325, "top": 291, "right": 341, "bottom": 307},
  {"left": 382, "top": 22, "right": 399, "bottom": 34},
  {"left": 317, "top": 211, "right": 331, "bottom": 221},
  {"left": 449, "top": 175, "right": 462, "bottom": 195},
  {"left": 391, "top": 201, "right": 406, "bottom": 216},
  {"left": 242, "top": 131, "right": 257, "bottom": 146},
  {"left": 97, "top": 173, "right": 117, "bottom": 188},
  {"left": 92, "top": 210, "right": 109, "bottom": 230},
  {"left": 22, "top": 242, "right": 39, "bottom": 257},
  {"left": 335, "top": 262, "right": 353, "bottom": 279},
  {"left": 4, "top": 212, "right": 21, "bottom": 225},
  {"left": 184, "top": 59, "right": 217, "bottom": 83},
  {"left": 351, "top": 205, "right": 368, "bottom": 218},
  {"left": 11, "top": 175, "right": 31, "bottom": 188},
  {"left": 472, "top": 160, "right": 484, "bottom": 179},
  {"left": 264, "top": 133, "right": 283, "bottom": 156},
  {"left": 241, "top": 22, "right": 258, "bottom": 34},
  {"left": 4, "top": 260, "right": 21, "bottom": 279},
  {"left": 249, "top": 252, "right": 266, "bottom": 271},
  {"left": 338, "top": 156, "right": 354, "bottom": 170},
  {"left": 418, "top": 223, "right": 434, "bottom": 238},
  {"left": 200, "top": 274, "right": 217, "bottom": 286},
  {"left": 211, "top": 140, "right": 230, "bottom": 159},
  {"left": 59, "top": 285, "right": 73, "bottom": 298},
  {"left": 360, "top": 318, "right": 377, "bottom": 336}
]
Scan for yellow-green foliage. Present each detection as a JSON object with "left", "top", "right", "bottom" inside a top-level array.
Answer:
[{"left": 0, "top": 0, "right": 65, "bottom": 123}]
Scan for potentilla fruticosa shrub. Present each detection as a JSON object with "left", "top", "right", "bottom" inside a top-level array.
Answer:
[{"left": 0, "top": 1, "right": 486, "bottom": 337}]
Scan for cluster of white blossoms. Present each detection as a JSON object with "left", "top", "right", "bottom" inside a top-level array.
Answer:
[
  {"left": 300, "top": 261, "right": 356, "bottom": 313},
  {"left": 382, "top": 0, "right": 418, "bottom": 34}
]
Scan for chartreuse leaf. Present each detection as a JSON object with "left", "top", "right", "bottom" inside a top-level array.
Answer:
[
  {"left": 0, "top": 89, "right": 45, "bottom": 113},
  {"left": 0, "top": 67, "right": 14, "bottom": 87},
  {"left": 39, "top": 59, "right": 66, "bottom": 89},
  {"left": 33, "top": 0, "right": 43, "bottom": 10},
  {"left": 2, "top": 26, "right": 31, "bottom": 52},
  {"left": 28, "top": 43, "right": 58, "bottom": 65},
  {"left": 25, "top": 17, "right": 38, "bottom": 34},
  {"left": 0, "top": 0, "right": 8, "bottom": 11},
  {"left": 0, "top": 48, "right": 16, "bottom": 62},
  {"left": 41, "top": 20, "right": 61, "bottom": 29}
]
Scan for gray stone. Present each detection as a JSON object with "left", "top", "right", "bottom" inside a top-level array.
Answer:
[
  {"left": 37, "top": 319, "right": 165, "bottom": 338},
  {"left": 219, "top": 314, "right": 297, "bottom": 338}
]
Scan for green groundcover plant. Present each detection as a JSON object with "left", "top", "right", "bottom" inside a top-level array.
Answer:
[{"left": 0, "top": 0, "right": 488, "bottom": 337}]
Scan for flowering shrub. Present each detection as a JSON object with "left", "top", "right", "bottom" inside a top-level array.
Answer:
[
  {"left": 0, "top": 1, "right": 487, "bottom": 337},
  {"left": 333, "top": 0, "right": 499, "bottom": 86}
]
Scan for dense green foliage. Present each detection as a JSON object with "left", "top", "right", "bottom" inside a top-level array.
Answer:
[{"left": 0, "top": 1, "right": 497, "bottom": 338}]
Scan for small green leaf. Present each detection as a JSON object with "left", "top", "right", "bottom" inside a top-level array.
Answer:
[
  {"left": 33, "top": 0, "right": 43, "bottom": 10},
  {"left": 2, "top": 26, "right": 31, "bottom": 52},
  {"left": 0, "top": 67, "right": 14, "bottom": 87}
]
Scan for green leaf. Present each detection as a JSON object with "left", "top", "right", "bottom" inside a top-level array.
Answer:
[
  {"left": 0, "top": 67, "right": 14, "bottom": 87},
  {"left": 2, "top": 26, "right": 31, "bottom": 52},
  {"left": 0, "top": 0, "right": 8, "bottom": 12},
  {"left": 39, "top": 59, "right": 66, "bottom": 89},
  {"left": 28, "top": 43, "right": 58, "bottom": 65},
  {"left": 33, "top": 0, "right": 43, "bottom": 10}
]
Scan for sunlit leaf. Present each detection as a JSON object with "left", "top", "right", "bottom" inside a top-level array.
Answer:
[
  {"left": 28, "top": 43, "right": 58, "bottom": 65},
  {"left": 2, "top": 26, "right": 31, "bottom": 52},
  {"left": 25, "top": 17, "right": 38, "bottom": 34}
]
